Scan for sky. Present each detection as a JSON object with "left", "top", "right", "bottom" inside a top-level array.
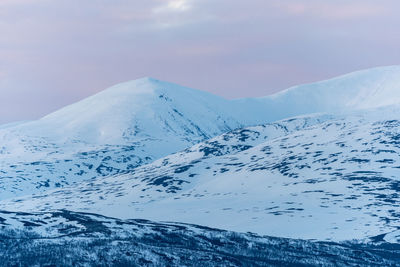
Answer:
[{"left": 1, "top": 0, "right": 400, "bottom": 124}]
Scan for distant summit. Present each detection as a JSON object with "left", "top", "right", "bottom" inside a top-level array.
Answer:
[
  {"left": 26, "top": 77, "right": 243, "bottom": 144},
  {"left": 233, "top": 65, "right": 400, "bottom": 122}
]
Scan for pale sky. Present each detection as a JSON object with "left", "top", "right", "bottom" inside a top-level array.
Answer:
[{"left": 1, "top": 0, "right": 400, "bottom": 123}]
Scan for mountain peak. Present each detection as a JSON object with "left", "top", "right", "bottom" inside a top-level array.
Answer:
[
  {"left": 231, "top": 65, "right": 400, "bottom": 123},
  {"left": 269, "top": 65, "right": 400, "bottom": 110},
  {"left": 104, "top": 77, "right": 166, "bottom": 94},
  {"left": 130, "top": 76, "right": 161, "bottom": 86},
  {"left": 137, "top": 76, "right": 160, "bottom": 82},
  {"left": 103, "top": 77, "right": 202, "bottom": 98},
  {"left": 20, "top": 75, "right": 242, "bottom": 145}
]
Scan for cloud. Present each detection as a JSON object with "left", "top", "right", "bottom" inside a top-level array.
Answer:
[
  {"left": 151, "top": 0, "right": 206, "bottom": 29},
  {"left": 165, "top": 0, "right": 192, "bottom": 12}
]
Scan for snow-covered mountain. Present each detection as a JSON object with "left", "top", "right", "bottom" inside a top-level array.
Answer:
[
  {"left": 0, "top": 77, "right": 250, "bottom": 199},
  {"left": 233, "top": 65, "right": 400, "bottom": 122},
  {"left": 2, "top": 66, "right": 400, "bottom": 201},
  {"left": 2, "top": 67, "right": 400, "bottom": 192},
  {"left": 2, "top": 65, "right": 400, "bottom": 247},
  {"left": 3, "top": 104, "right": 400, "bottom": 242}
]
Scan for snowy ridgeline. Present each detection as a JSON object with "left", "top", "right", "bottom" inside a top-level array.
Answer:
[
  {"left": 1, "top": 66, "right": 400, "bottom": 247},
  {"left": 0, "top": 210, "right": 399, "bottom": 266}
]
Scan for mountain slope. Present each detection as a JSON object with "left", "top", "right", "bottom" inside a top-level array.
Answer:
[
  {"left": 3, "top": 105, "right": 400, "bottom": 242},
  {"left": 0, "top": 114, "right": 333, "bottom": 200},
  {"left": 1, "top": 210, "right": 399, "bottom": 266}
]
